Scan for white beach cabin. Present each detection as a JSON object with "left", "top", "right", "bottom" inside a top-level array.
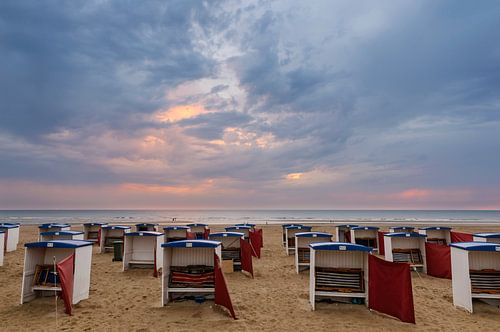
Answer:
[
  {"left": 384, "top": 232, "right": 427, "bottom": 272},
  {"left": 450, "top": 242, "right": 500, "bottom": 313},
  {"left": 20, "top": 240, "right": 93, "bottom": 309},
  {"left": 389, "top": 226, "right": 415, "bottom": 233},
  {"left": 418, "top": 226, "right": 452, "bottom": 245},
  {"left": 282, "top": 224, "right": 303, "bottom": 247},
  {"left": 350, "top": 226, "right": 379, "bottom": 251},
  {"left": 309, "top": 242, "right": 371, "bottom": 310},
  {"left": 209, "top": 232, "right": 245, "bottom": 271},
  {"left": 123, "top": 231, "right": 164, "bottom": 271},
  {"left": 99, "top": 225, "right": 131, "bottom": 253},
  {"left": 83, "top": 222, "right": 108, "bottom": 243},
  {"left": 335, "top": 224, "right": 358, "bottom": 242},
  {"left": 164, "top": 226, "right": 191, "bottom": 242},
  {"left": 472, "top": 233, "right": 500, "bottom": 244},
  {"left": 40, "top": 231, "right": 85, "bottom": 242},
  {"left": 225, "top": 225, "right": 252, "bottom": 239},
  {"left": 38, "top": 223, "right": 71, "bottom": 234},
  {"left": 187, "top": 223, "right": 209, "bottom": 239},
  {"left": 0, "top": 231, "right": 4, "bottom": 266},
  {"left": 161, "top": 240, "right": 222, "bottom": 304},
  {"left": 0, "top": 223, "right": 20, "bottom": 252},
  {"left": 285, "top": 225, "right": 313, "bottom": 255},
  {"left": 295, "top": 232, "right": 332, "bottom": 273},
  {"left": 136, "top": 223, "right": 159, "bottom": 232}
]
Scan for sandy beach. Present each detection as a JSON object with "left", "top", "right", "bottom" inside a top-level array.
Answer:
[{"left": 1, "top": 224, "right": 499, "bottom": 331}]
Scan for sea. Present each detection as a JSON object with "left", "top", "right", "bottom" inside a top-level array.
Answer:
[{"left": 1, "top": 210, "right": 500, "bottom": 226}]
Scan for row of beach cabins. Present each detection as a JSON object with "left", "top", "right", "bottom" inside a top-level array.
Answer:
[{"left": 0, "top": 221, "right": 499, "bottom": 323}]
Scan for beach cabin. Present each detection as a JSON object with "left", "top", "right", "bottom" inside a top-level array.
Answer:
[
  {"left": 472, "top": 233, "right": 500, "bottom": 244},
  {"left": 38, "top": 223, "right": 71, "bottom": 234},
  {"left": 235, "top": 223, "right": 256, "bottom": 230},
  {"left": 99, "top": 225, "right": 131, "bottom": 253},
  {"left": 282, "top": 224, "right": 303, "bottom": 247},
  {"left": 187, "top": 224, "right": 209, "bottom": 239},
  {"left": 209, "top": 232, "right": 245, "bottom": 271},
  {"left": 384, "top": 232, "right": 427, "bottom": 272},
  {"left": 83, "top": 222, "right": 107, "bottom": 243},
  {"left": 0, "top": 223, "right": 20, "bottom": 252},
  {"left": 161, "top": 240, "right": 222, "bottom": 304},
  {"left": 389, "top": 226, "right": 415, "bottom": 233},
  {"left": 225, "top": 226, "right": 251, "bottom": 239},
  {"left": 20, "top": 240, "right": 93, "bottom": 314},
  {"left": 40, "top": 231, "right": 85, "bottom": 242},
  {"left": 418, "top": 226, "right": 452, "bottom": 245},
  {"left": 309, "top": 242, "right": 371, "bottom": 310},
  {"left": 164, "top": 226, "right": 191, "bottom": 242},
  {"left": 335, "top": 224, "right": 358, "bottom": 242},
  {"left": 295, "top": 232, "right": 332, "bottom": 273},
  {"left": 0, "top": 231, "right": 4, "bottom": 266},
  {"left": 451, "top": 242, "right": 500, "bottom": 313},
  {"left": 350, "top": 226, "right": 379, "bottom": 250},
  {"left": 285, "top": 225, "right": 312, "bottom": 255},
  {"left": 123, "top": 231, "right": 164, "bottom": 272},
  {"left": 136, "top": 223, "right": 159, "bottom": 232}
]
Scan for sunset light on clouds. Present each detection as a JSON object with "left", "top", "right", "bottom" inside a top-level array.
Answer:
[{"left": 1, "top": 1, "right": 500, "bottom": 209}]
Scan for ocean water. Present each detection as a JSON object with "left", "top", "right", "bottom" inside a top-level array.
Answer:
[{"left": 1, "top": 210, "right": 500, "bottom": 226}]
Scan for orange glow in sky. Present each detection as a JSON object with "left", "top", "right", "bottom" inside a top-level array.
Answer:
[{"left": 155, "top": 104, "right": 207, "bottom": 123}]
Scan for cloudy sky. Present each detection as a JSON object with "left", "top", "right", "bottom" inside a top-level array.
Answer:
[{"left": 1, "top": 0, "right": 499, "bottom": 209}]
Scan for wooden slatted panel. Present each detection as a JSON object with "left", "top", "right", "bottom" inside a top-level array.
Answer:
[
  {"left": 315, "top": 267, "right": 364, "bottom": 293},
  {"left": 392, "top": 249, "right": 422, "bottom": 264},
  {"left": 427, "top": 238, "right": 446, "bottom": 245},
  {"left": 355, "top": 238, "right": 377, "bottom": 248},
  {"left": 222, "top": 249, "right": 240, "bottom": 261},
  {"left": 470, "top": 270, "right": 500, "bottom": 294},
  {"left": 298, "top": 248, "right": 310, "bottom": 263}
]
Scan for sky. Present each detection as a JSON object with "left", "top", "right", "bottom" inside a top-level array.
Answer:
[{"left": 1, "top": 0, "right": 500, "bottom": 209}]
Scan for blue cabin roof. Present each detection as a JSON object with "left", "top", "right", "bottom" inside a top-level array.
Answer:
[
  {"left": 310, "top": 242, "right": 372, "bottom": 252},
  {"left": 285, "top": 225, "right": 312, "bottom": 230},
  {"left": 351, "top": 226, "right": 379, "bottom": 231},
  {"left": 186, "top": 223, "right": 208, "bottom": 227},
  {"left": 0, "top": 230, "right": 4, "bottom": 234},
  {"left": 163, "top": 226, "right": 190, "bottom": 230},
  {"left": 474, "top": 232, "right": 500, "bottom": 238},
  {"left": 102, "top": 225, "right": 131, "bottom": 230},
  {"left": 282, "top": 223, "right": 304, "bottom": 228},
  {"left": 390, "top": 226, "right": 415, "bottom": 230},
  {"left": 336, "top": 224, "right": 359, "bottom": 228},
  {"left": 25, "top": 240, "right": 93, "bottom": 249},
  {"left": 295, "top": 231, "right": 332, "bottom": 238},
  {"left": 38, "top": 223, "right": 71, "bottom": 229},
  {"left": 225, "top": 226, "right": 251, "bottom": 230},
  {"left": 40, "top": 230, "right": 84, "bottom": 236},
  {"left": 161, "top": 240, "right": 220, "bottom": 248},
  {"left": 125, "top": 231, "right": 163, "bottom": 237},
  {"left": 209, "top": 232, "right": 245, "bottom": 238},
  {"left": 234, "top": 223, "right": 256, "bottom": 227},
  {"left": 385, "top": 232, "right": 426, "bottom": 238},
  {"left": 419, "top": 226, "right": 451, "bottom": 230},
  {"left": 0, "top": 223, "right": 20, "bottom": 229},
  {"left": 450, "top": 242, "right": 500, "bottom": 252},
  {"left": 136, "top": 223, "right": 159, "bottom": 226},
  {"left": 83, "top": 222, "right": 108, "bottom": 226}
]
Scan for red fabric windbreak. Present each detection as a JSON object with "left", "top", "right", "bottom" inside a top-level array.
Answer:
[
  {"left": 368, "top": 255, "right": 415, "bottom": 324},
  {"left": 377, "top": 231, "right": 386, "bottom": 255},
  {"left": 186, "top": 231, "right": 196, "bottom": 240},
  {"left": 450, "top": 231, "right": 473, "bottom": 243},
  {"left": 257, "top": 228, "right": 263, "bottom": 248},
  {"left": 96, "top": 227, "right": 101, "bottom": 246},
  {"left": 153, "top": 241, "right": 158, "bottom": 278},
  {"left": 239, "top": 238, "right": 254, "bottom": 277},
  {"left": 425, "top": 242, "right": 451, "bottom": 279},
  {"left": 249, "top": 230, "right": 262, "bottom": 258},
  {"left": 203, "top": 228, "right": 210, "bottom": 240},
  {"left": 214, "top": 254, "right": 237, "bottom": 319},
  {"left": 56, "top": 254, "right": 75, "bottom": 315},
  {"left": 344, "top": 231, "right": 351, "bottom": 243}
]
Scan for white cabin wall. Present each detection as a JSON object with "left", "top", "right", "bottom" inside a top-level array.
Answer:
[
  {"left": 451, "top": 248, "right": 472, "bottom": 313},
  {"left": 131, "top": 237, "right": 154, "bottom": 262},
  {"left": 171, "top": 248, "right": 214, "bottom": 266},
  {"left": 0, "top": 233, "right": 4, "bottom": 266},
  {"left": 156, "top": 235, "right": 164, "bottom": 269},
  {"left": 469, "top": 251, "right": 500, "bottom": 270},
  {"left": 315, "top": 251, "right": 364, "bottom": 269},
  {"left": 73, "top": 246, "right": 92, "bottom": 304},
  {"left": 43, "top": 248, "right": 74, "bottom": 264},
  {"left": 309, "top": 249, "right": 316, "bottom": 310},
  {"left": 21, "top": 247, "right": 46, "bottom": 303},
  {"left": 384, "top": 236, "right": 393, "bottom": 262}
]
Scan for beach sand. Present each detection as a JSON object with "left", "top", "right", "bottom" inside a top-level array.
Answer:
[{"left": 0, "top": 224, "right": 499, "bottom": 331}]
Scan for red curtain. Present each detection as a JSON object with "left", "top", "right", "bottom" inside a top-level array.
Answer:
[
  {"left": 56, "top": 254, "right": 75, "bottom": 315},
  {"left": 425, "top": 243, "right": 451, "bottom": 279},
  {"left": 344, "top": 231, "right": 351, "bottom": 243},
  {"left": 186, "top": 231, "right": 196, "bottom": 240},
  {"left": 203, "top": 228, "right": 210, "bottom": 240},
  {"left": 377, "top": 231, "right": 386, "bottom": 255},
  {"left": 249, "top": 230, "right": 262, "bottom": 258},
  {"left": 240, "top": 238, "right": 254, "bottom": 277},
  {"left": 368, "top": 255, "right": 415, "bottom": 324},
  {"left": 214, "top": 254, "right": 237, "bottom": 319},
  {"left": 96, "top": 227, "right": 101, "bottom": 246},
  {"left": 257, "top": 228, "right": 263, "bottom": 248},
  {"left": 450, "top": 231, "right": 473, "bottom": 243}
]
